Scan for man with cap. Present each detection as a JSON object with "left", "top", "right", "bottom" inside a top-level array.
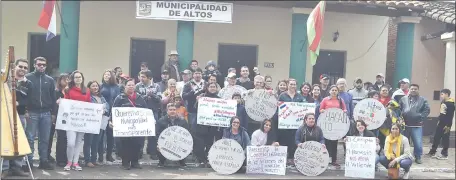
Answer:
[
  {"left": 161, "top": 50, "right": 181, "bottom": 81},
  {"left": 177, "top": 69, "right": 192, "bottom": 97},
  {"left": 373, "top": 73, "right": 386, "bottom": 91},
  {"left": 393, "top": 78, "right": 410, "bottom": 96},
  {"left": 158, "top": 69, "right": 170, "bottom": 93},
  {"left": 348, "top": 77, "right": 368, "bottom": 107},
  {"left": 319, "top": 74, "right": 330, "bottom": 98}
]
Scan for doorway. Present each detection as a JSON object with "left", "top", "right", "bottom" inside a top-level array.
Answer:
[
  {"left": 28, "top": 33, "right": 60, "bottom": 77},
  {"left": 130, "top": 38, "right": 166, "bottom": 83},
  {"left": 311, "top": 50, "right": 346, "bottom": 85},
  {"left": 217, "top": 44, "right": 258, "bottom": 87}
]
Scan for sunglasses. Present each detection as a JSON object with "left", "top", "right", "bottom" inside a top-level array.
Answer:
[
  {"left": 36, "top": 63, "right": 47, "bottom": 67},
  {"left": 18, "top": 65, "right": 28, "bottom": 70}
]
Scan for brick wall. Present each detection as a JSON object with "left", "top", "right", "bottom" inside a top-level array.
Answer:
[{"left": 385, "top": 18, "right": 397, "bottom": 86}]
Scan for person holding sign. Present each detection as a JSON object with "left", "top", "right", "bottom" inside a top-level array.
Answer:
[
  {"left": 53, "top": 73, "right": 70, "bottom": 167},
  {"left": 83, "top": 81, "right": 109, "bottom": 168},
  {"left": 112, "top": 78, "right": 148, "bottom": 170},
  {"left": 251, "top": 119, "right": 279, "bottom": 146},
  {"left": 345, "top": 120, "right": 381, "bottom": 166},
  {"left": 222, "top": 116, "right": 251, "bottom": 171},
  {"left": 63, "top": 70, "right": 92, "bottom": 171},
  {"left": 319, "top": 85, "right": 347, "bottom": 168},
  {"left": 278, "top": 79, "right": 305, "bottom": 167},
  {"left": 156, "top": 103, "right": 189, "bottom": 168},
  {"left": 378, "top": 123, "right": 414, "bottom": 179},
  {"left": 295, "top": 113, "right": 325, "bottom": 146}
]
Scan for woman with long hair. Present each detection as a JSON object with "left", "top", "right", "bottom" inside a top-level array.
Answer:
[
  {"left": 53, "top": 73, "right": 69, "bottom": 167},
  {"left": 251, "top": 119, "right": 279, "bottom": 146},
  {"left": 346, "top": 120, "right": 381, "bottom": 165},
  {"left": 295, "top": 113, "right": 324, "bottom": 146},
  {"left": 63, "top": 70, "right": 91, "bottom": 171},
  {"left": 83, "top": 81, "right": 109, "bottom": 167},
  {"left": 319, "top": 85, "right": 347, "bottom": 168},
  {"left": 275, "top": 80, "right": 288, "bottom": 97},
  {"left": 223, "top": 116, "right": 251, "bottom": 150},
  {"left": 99, "top": 69, "right": 120, "bottom": 163},
  {"left": 299, "top": 82, "right": 312, "bottom": 102}
]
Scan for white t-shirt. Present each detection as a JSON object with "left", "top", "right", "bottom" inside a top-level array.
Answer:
[{"left": 251, "top": 129, "right": 268, "bottom": 146}]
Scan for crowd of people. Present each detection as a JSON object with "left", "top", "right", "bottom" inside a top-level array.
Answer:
[{"left": 1, "top": 50, "right": 454, "bottom": 179}]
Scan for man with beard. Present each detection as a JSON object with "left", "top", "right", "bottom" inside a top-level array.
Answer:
[
  {"left": 236, "top": 66, "right": 254, "bottom": 90},
  {"left": 161, "top": 50, "right": 180, "bottom": 81},
  {"left": 158, "top": 69, "right": 170, "bottom": 93},
  {"left": 348, "top": 77, "right": 368, "bottom": 107}
]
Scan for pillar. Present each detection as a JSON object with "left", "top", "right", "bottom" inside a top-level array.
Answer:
[
  {"left": 392, "top": 16, "right": 421, "bottom": 84},
  {"left": 289, "top": 8, "right": 309, "bottom": 84},
  {"left": 441, "top": 31, "right": 455, "bottom": 131},
  {"left": 176, "top": 21, "right": 194, "bottom": 72},
  {"left": 59, "top": 1, "right": 80, "bottom": 73}
]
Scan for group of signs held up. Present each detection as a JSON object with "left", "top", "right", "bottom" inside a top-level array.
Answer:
[{"left": 55, "top": 86, "right": 385, "bottom": 178}]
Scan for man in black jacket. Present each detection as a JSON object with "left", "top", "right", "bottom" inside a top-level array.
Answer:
[
  {"left": 182, "top": 68, "right": 205, "bottom": 131},
  {"left": 156, "top": 103, "right": 189, "bottom": 167},
  {"left": 24, "top": 57, "right": 56, "bottom": 170}
]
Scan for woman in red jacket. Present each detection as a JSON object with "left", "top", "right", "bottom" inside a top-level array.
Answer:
[{"left": 63, "top": 70, "right": 91, "bottom": 171}]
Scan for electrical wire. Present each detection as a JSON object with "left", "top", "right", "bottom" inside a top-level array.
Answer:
[{"left": 347, "top": 20, "right": 390, "bottom": 62}]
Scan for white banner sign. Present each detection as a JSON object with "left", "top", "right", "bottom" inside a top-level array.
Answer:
[
  {"left": 197, "top": 97, "right": 237, "bottom": 127},
  {"left": 218, "top": 85, "right": 247, "bottom": 100},
  {"left": 56, "top": 99, "right": 103, "bottom": 134},
  {"left": 246, "top": 146, "right": 287, "bottom": 175},
  {"left": 157, "top": 126, "right": 193, "bottom": 161},
  {"left": 208, "top": 139, "right": 245, "bottom": 175},
  {"left": 112, "top": 107, "right": 156, "bottom": 137},
  {"left": 345, "top": 136, "right": 376, "bottom": 179},
  {"left": 317, "top": 108, "right": 350, "bottom": 140},
  {"left": 294, "top": 141, "right": 330, "bottom": 176},
  {"left": 136, "top": 1, "right": 233, "bottom": 23},
  {"left": 353, "top": 98, "right": 386, "bottom": 130},
  {"left": 244, "top": 89, "right": 278, "bottom": 122},
  {"left": 278, "top": 102, "right": 316, "bottom": 129}
]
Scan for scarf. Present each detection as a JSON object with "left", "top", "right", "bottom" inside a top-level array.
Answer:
[
  {"left": 386, "top": 134, "right": 402, "bottom": 168},
  {"left": 127, "top": 93, "right": 137, "bottom": 106}
]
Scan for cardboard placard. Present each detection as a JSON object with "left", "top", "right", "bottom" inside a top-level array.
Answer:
[
  {"left": 353, "top": 98, "right": 386, "bottom": 130},
  {"left": 208, "top": 139, "right": 245, "bottom": 175},
  {"left": 246, "top": 146, "right": 287, "bottom": 175},
  {"left": 345, "top": 136, "right": 377, "bottom": 179},
  {"left": 56, "top": 99, "right": 103, "bottom": 134},
  {"left": 244, "top": 89, "right": 278, "bottom": 122},
  {"left": 317, "top": 108, "right": 350, "bottom": 140},
  {"left": 197, "top": 97, "right": 237, "bottom": 127},
  {"left": 278, "top": 102, "right": 316, "bottom": 129},
  {"left": 157, "top": 126, "right": 193, "bottom": 161},
  {"left": 218, "top": 85, "right": 247, "bottom": 100},
  {"left": 294, "top": 141, "right": 330, "bottom": 176},
  {"left": 112, "top": 107, "right": 156, "bottom": 137}
]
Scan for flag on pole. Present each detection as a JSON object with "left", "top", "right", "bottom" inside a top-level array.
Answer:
[
  {"left": 307, "top": 1, "right": 326, "bottom": 66},
  {"left": 38, "top": 0, "right": 57, "bottom": 41}
]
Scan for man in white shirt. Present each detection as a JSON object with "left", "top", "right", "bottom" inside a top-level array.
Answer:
[{"left": 177, "top": 69, "right": 192, "bottom": 97}]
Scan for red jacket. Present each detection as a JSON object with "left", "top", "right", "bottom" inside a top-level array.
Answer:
[{"left": 64, "top": 86, "right": 91, "bottom": 102}]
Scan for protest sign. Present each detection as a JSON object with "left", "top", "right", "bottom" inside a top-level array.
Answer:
[
  {"left": 197, "top": 97, "right": 237, "bottom": 127},
  {"left": 157, "top": 126, "right": 193, "bottom": 161},
  {"left": 317, "top": 108, "right": 350, "bottom": 140},
  {"left": 353, "top": 98, "right": 387, "bottom": 130},
  {"left": 278, "top": 102, "right": 316, "bottom": 129},
  {"left": 56, "top": 99, "right": 103, "bottom": 134},
  {"left": 136, "top": 1, "right": 233, "bottom": 23},
  {"left": 218, "top": 85, "right": 247, "bottom": 100},
  {"left": 244, "top": 89, "right": 278, "bottom": 122},
  {"left": 246, "top": 146, "right": 287, "bottom": 175},
  {"left": 208, "top": 139, "right": 245, "bottom": 175},
  {"left": 100, "top": 115, "right": 109, "bottom": 130},
  {"left": 345, "top": 136, "right": 376, "bottom": 179},
  {"left": 112, "top": 107, "right": 156, "bottom": 137},
  {"left": 294, "top": 141, "right": 329, "bottom": 176}
]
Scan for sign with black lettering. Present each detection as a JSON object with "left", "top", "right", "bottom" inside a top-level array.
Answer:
[
  {"left": 208, "top": 139, "right": 245, "bottom": 175},
  {"left": 56, "top": 99, "right": 103, "bottom": 134},
  {"left": 294, "top": 141, "right": 329, "bottom": 176},
  {"left": 112, "top": 107, "right": 156, "bottom": 137},
  {"left": 136, "top": 1, "right": 233, "bottom": 23},
  {"left": 353, "top": 98, "right": 386, "bottom": 130},
  {"left": 246, "top": 146, "right": 287, "bottom": 175},
  {"left": 317, "top": 108, "right": 350, "bottom": 140},
  {"left": 345, "top": 136, "right": 376, "bottom": 179},
  {"left": 244, "top": 89, "right": 278, "bottom": 122}
]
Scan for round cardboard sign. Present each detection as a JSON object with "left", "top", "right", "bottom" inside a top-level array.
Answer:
[
  {"left": 157, "top": 126, "right": 193, "bottom": 161},
  {"left": 244, "top": 89, "right": 278, "bottom": 122},
  {"left": 353, "top": 98, "right": 387, "bottom": 130},
  {"left": 208, "top": 139, "right": 245, "bottom": 175},
  {"left": 317, "top": 108, "right": 350, "bottom": 140},
  {"left": 294, "top": 141, "right": 330, "bottom": 176},
  {"left": 218, "top": 85, "right": 247, "bottom": 100}
]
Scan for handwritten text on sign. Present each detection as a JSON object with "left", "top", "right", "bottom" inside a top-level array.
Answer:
[
  {"left": 246, "top": 146, "right": 287, "bottom": 175},
  {"left": 218, "top": 85, "right": 247, "bottom": 100},
  {"left": 244, "top": 90, "right": 278, "bottom": 122},
  {"left": 112, "top": 107, "right": 156, "bottom": 137},
  {"left": 136, "top": 1, "right": 233, "bottom": 23},
  {"left": 317, "top": 108, "right": 350, "bottom": 140},
  {"left": 345, "top": 136, "right": 376, "bottom": 179},
  {"left": 278, "top": 102, "right": 316, "bottom": 129},
  {"left": 56, "top": 99, "right": 103, "bottom": 134},
  {"left": 157, "top": 126, "right": 193, "bottom": 161},
  {"left": 197, "top": 97, "right": 237, "bottom": 127},
  {"left": 294, "top": 141, "right": 330, "bottom": 176},
  {"left": 208, "top": 139, "right": 245, "bottom": 175},
  {"left": 353, "top": 98, "right": 386, "bottom": 130}
]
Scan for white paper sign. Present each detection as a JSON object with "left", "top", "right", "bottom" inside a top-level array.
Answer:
[
  {"left": 208, "top": 139, "right": 245, "bottom": 175},
  {"left": 100, "top": 116, "right": 110, "bottom": 130},
  {"left": 218, "top": 85, "right": 247, "bottom": 100},
  {"left": 136, "top": 1, "right": 233, "bottom": 23},
  {"left": 317, "top": 108, "right": 350, "bottom": 140},
  {"left": 244, "top": 89, "right": 278, "bottom": 122},
  {"left": 345, "top": 136, "right": 376, "bottom": 179},
  {"left": 294, "top": 141, "right": 330, "bottom": 176},
  {"left": 56, "top": 99, "right": 103, "bottom": 134},
  {"left": 112, "top": 107, "right": 156, "bottom": 137},
  {"left": 353, "top": 98, "right": 387, "bottom": 130},
  {"left": 246, "top": 146, "right": 287, "bottom": 175},
  {"left": 278, "top": 102, "right": 316, "bottom": 129},
  {"left": 197, "top": 97, "right": 237, "bottom": 127},
  {"left": 157, "top": 126, "right": 193, "bottom": 161}
]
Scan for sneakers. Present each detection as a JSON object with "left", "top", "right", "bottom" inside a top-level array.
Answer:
[
  {"left": 106, "top": 156, "right": 115, "bottom": 162},
  {"left": 403, "top": 171, "right": 410, "bottom": 179},
  {"left": 48, "top": 156, "right": 56, "bottom": 163},
  {"left": 64, "top": 162, "right": 72, "bottom": 171},
  {"left": 157, "top": 161, "right": 165, "bottom": 168},
  {"left": 73, "top": 163, "right": 82, "bottom": 171},
  {"left": 415, "top": 158, "right": 423, "bottom": 164},
  {"left": 436, "top": 155, "right": 448, "bottom": 160},
  {"left": 427, "top": 152, "right": 437, "bottom": 158},
  {"left": 38, "top": 161, "right": 55, "bottom": 170}
]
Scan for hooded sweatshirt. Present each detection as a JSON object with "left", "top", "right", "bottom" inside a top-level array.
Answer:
[
  {"left": 439, "top": 98, "right": 455, "bottom": 127},
  {"left": 222, "top": 118, "right": 251, "bottom": 150}
]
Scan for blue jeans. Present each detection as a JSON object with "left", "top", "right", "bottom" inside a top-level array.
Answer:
[
  {"left": 378, "top": 155, "right": 413, "bottom": 172},
  {"left": 83, "top": 130, "right": 102, "bottom": 163},
  {"left": 188, "top": 113, "right": 197, "bottom": 132},
  {"left": 2, "top": 115, "right": 27, "bottom": 170},
  {"left": 404, "top": 126, "right": 423, "bottom": 159},
  {"left": 26, "top": 111, "right": 52, "bottom": 163}
]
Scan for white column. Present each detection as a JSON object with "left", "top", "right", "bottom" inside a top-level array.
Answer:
[{"left": 441, "top": 31, "right": 455, "bottom": 131}]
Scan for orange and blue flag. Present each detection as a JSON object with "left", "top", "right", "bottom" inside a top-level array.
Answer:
[{"left": 38, "top": 0, "right": 57, "bottom": 41}]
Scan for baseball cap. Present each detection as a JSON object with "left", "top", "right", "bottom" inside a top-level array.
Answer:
[
  {"left": 354, "top": 77, "right": 363, "bottom": 83},
  {"left": 161, "top": 69, "right": 169, "bottom": 74},
  {"left": 399, "top": 78, "right": 410, "bottom": 84},
  {"left": 227, "top": 73, "right": 236, "bottom": 78},
  {"left": 181, "top": 69, "right": 192, "bottom": 74},
  {"left": 376, "top": 73, "right": 384, "bottom": 78},
  {"left": 320, "top": 74, "right": 329, "bottom": 80}
]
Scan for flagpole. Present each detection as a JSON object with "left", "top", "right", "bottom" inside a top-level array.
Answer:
[{"left": 56, "top": 1, "right": 69, "bottom": 38}]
